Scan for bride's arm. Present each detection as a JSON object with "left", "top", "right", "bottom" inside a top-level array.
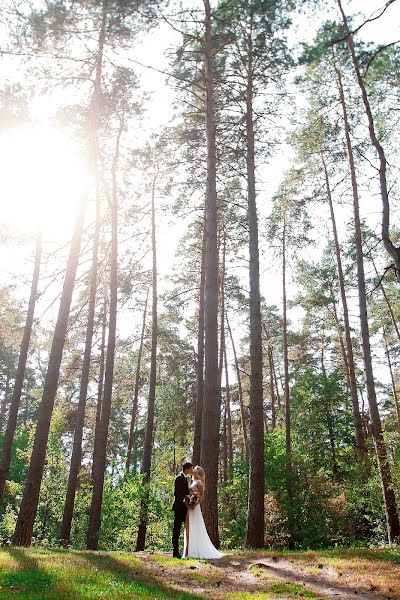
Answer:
[{"left": 194, "top": 481, "right": 205, "bottom": 502}]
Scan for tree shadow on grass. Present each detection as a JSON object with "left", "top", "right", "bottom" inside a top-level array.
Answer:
[
  {"left": 78, "top": 551, "right": 205, "bottom": 599},
  {"left": 1, "top": 547, "right": 73, "bottom": 599}
]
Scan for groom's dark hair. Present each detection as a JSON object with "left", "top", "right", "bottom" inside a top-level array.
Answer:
[{"left": 182, "top": 461, "right": 192, "bottom": 472}]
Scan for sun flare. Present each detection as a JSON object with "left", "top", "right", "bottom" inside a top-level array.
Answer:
[{"left": 0, "top": 125, "right": 86, "bottom": 241}]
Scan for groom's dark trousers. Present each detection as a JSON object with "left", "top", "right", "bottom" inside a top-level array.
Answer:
[{"left": 172, "top": 472, "right": 189, "bottom": 555}]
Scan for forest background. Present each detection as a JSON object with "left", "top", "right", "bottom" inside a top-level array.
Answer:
[{"left": 0, "top": 0, "right": 399, "bottom": 553}]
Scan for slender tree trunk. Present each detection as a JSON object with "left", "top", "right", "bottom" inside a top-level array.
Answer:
[
  {"left": 383, "top": 326, "right": 400, "bottom": 435},
  {"left": 136, "top": 167, "right": 158, "bottom": 551},
  {"left": 321, "top": 346, "right": 339, "bottom": 478},
  {"left": 60, "top": 179, "right": 101, "bottom": 547},
  {"left": 192, "top": 215, "right": 206, "bottom": 465},
  {"left": 218, "top": 234, "right": 226, "bottom": 392},
  {"left": 272, "top": 353, "right": 282, "bottom": 412},
  {"left": 282, "top": 205, "right": 294, "bottom": 547},
  {"left": 86, "top": 115, "right": 123, "bottom": 550},
  {"left": 227, "top": 316, "right": 248, "bottom": 457},
  {"left": 336, "top": 62, "right": 400, "bottom": 543},
  {"left": 12, "top": 194, "right": 87, "bottom": 546},
  {"left": 371, "top": 256, "right": 400, "bottom": 343},
  {"left": 245, "top": 21, "right": 265, "bottom": 549},
  {"left": 0, "top": 375, "right": 11, "bottom": 433},
  {"left": 126, "top": 293, "right": 148, "bottom": 474},
  {"left": 223, "top": 334, "right": 233, "bottom": 480},
  {"left": 329, "top": 292, "right": 352, "bottom": 393},
  {"left": 321, "top": 152, "right": 366, "bottom": 454},
  {"left": 218, "top": 234, "right": 226, "bottom": 484},
  {"left": 222, "top": 397, "right": 228, "bottom": 485},
  {"left": 268, "top": 345, "right": 276, "bottom": 430},
  {"left": 0, "top": 232, "right": 42, "bottom": 502},
  {"left": 95, "top": 298, "right": 107, "bottom": 437},
  {"left": 200, "top": 0, "right": 220, "bottom": 548},
  {"left": 337, "top": 0, "right": 400, "bottom": 275}
]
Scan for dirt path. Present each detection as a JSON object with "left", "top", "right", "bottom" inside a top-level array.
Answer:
[{"left": 138, "top": 553, "right": 392, "bottom": 599}]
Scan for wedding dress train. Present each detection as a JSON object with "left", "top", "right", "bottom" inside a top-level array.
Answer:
[{"left": 183, "top": 487, "right": 224, "bottom": 559}]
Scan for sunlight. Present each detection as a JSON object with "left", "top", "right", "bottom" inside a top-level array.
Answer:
[{"left": 0, "top": 124, "right": 86, "bottom": 241}]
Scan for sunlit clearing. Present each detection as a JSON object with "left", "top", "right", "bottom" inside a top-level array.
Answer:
[{"left": 0, "top": 125, "right": 86, "bottom": 241}]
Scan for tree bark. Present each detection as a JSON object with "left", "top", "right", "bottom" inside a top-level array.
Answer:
[
  {"left": 245, "top": 22, "right": 264, "bottom": 549},
  {"left": 136, "top": 167, "right": 158, "bottom": 552},
  {"left": 268, "top": 345, "right": 276, "bottom": 430},
  {"left": 200, "top": 0, "right": 220, "bottom": 548},
  {"left": 0, "top": 231, "right": 42, "bottom": 502},
  {"left": 272, "top": 352, "right": 282, "bottom": 412},
  {"left": 126, "top": 293, "right": 148, "bottom": 474},
  {"left": 12, "top": 194, "right": 87, "bottom": 546},
  {"left": 95, "top": 298, "right": 107, "bottom": 437},
  {"left": 0, "top": 375, "right": 11, "bottom": 433},
  {"left": 227, "top": 315, "right": 248, "bottom": 457},
  {"left": 383, "top": 325, "right": 400, "bottom": 435},
  {"left": 329, "top": 292, "right": 352, "bottom": 393},
  {"left": 321, "top": 151, "right": 366, "bottom": 455},
  {"left": 371, "top": 256, "right": 400, "bottom": 344},
  {"left": 282, "top": 203, "right": 294, "bottom": 547},
  {"left": 60, "top": 174, "right": 101, "bottom": 547},
  {"left": 336, "top": 61, "right": 400, "bottom": 543},
  {"left": 192, "top": 214, "right": 206, "bottom": 466},
  {"left": 86, "top": 114, "right": 123, "bottom": 550},
  {"left": 223, "top": 332, "right": 233, "bottom": 480},
  {"left": 337, "top": 0, "right": 400, "bottom": 275}
]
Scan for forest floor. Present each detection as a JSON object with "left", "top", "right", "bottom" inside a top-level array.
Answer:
[{"left": 0, "top": 547, "right": 399, "bottom": 599}]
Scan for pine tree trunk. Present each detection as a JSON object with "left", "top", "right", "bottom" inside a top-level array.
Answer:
[
  {"left": 321, "top": 348, "right": 339, "bottom": 478},
  {"left": 60, "top": 180, "right": 101, "bottom": 547},
  {"left": 268, "top": 344, "right": 276, "bottom": 430},
  {"left": 126, "top": 293, "right": 148, "bottom": 474},
  {"left": 0, "top": 375, "right": 11, "bottom": 433},
  {"left": 321, "top": 152, "right": 366, "bottom": 454},
  {"left": 218, "top": 235, "right": 226, "bottom": 392},
  {"left": 227, "top": 316, "right": 248, "bottom": 457},
  {"left": 383, "top": 326, "right": 400, "bottom": 435},
  {"left": 0, "top": 232, "right": 42, "bottom": 502},
  {"left": 337, "top": 0, "right": 400, "bottom": 275},
  {"left": 223, "top": 333, "right": 233, "bottom": 480},
  {"left": 136, "top": 167, "right": 158, "bottom": 552},
  {"left": 282, "top": 206, "right": 294, "bottom": 547},
  {"left": 336, "top": 63, "right": 400, "bottom": 543},
  {"left": 330, "top": 293, "right": 352, "bottom": 394},
  {"left": 371, "top": 257, "right": 400, "bottom": 343},
  {"left": 200, "top": 0, "right": 220, "bottom": 548},
  {"left": 272, "top": 353, "right": 282, "bottom": 412},
  {"left": 192, "top": 215, "right": 206, "bottom": 465},
  {"left": 86, "top": 115, "right": 123, "bottom": 550},
  {"left": 245, "top": 29, "right": 264, "bottom": 549},
  {"left": 95, "top": 299, "right": 107, "bottom": 437},
  {"left": 12, "top": 197, "right": 87, "bottom": 546}
]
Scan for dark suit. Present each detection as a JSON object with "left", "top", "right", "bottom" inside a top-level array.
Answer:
[{"left": 172, "top": 472, "right": 189, "bottom": 555}]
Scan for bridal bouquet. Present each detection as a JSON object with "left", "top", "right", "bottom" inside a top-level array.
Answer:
[{"left": 184, "top": 491, "right": 199, "bottom": 509}]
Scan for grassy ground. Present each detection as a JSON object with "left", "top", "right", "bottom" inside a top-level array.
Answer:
[{"left": 0, "top": 547, "right": 399, "bottom": 599}]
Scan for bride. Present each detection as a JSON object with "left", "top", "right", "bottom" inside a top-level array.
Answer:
[{"left": 183, "top": 465, "right": 224, "bottom": 559}]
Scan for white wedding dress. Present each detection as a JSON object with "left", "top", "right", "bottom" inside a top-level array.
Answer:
[{"left": 183, "top": 481, "right": 224, "bottom": 559}]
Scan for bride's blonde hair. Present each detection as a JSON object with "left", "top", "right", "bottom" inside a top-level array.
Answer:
[{"left": 193, "top": 465, "right": 205, "bottom": 483}]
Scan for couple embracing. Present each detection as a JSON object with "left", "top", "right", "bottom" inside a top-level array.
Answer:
[{"left": 172, "top": 461, "right": 224, "bottom": 559}]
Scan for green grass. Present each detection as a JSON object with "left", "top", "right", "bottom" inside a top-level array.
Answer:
[
  {"left": 249, "top": 565, "right": 325, "bottom": 599},
  {"left": 0, "top": 548, "right": 203, "bottom": 599},
  {"left": 151, "top": 555, "right": 200, "bottom": 567},
  {"left": 1, "top": 547, "right": 399, "bottom": 599},
  {"left": 267, "top": 581, "right": 323, "bottom": 599}
]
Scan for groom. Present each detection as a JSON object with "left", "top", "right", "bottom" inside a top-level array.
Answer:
[{"left": 172, "top": 461, "right": 193, "bottom": 558}]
